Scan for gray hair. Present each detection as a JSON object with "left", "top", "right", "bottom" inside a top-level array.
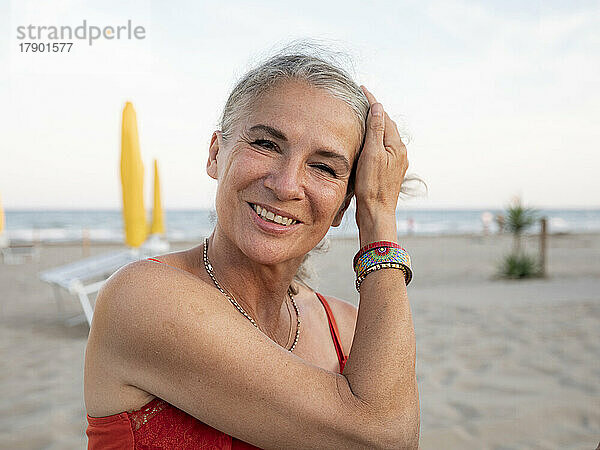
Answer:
[
  {"left": 217, "top": 42, "right": 426, "bottom": 293},
  {"left": 221, "top": 46, "right": 369, "bottom": 143}
]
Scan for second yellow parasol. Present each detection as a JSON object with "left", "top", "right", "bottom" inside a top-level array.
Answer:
[{"left": 150, "top": 159, "right": 165, "bottom": 235}]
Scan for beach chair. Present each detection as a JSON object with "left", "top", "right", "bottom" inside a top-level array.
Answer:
[
  {"left": 0, "top": 234, "right": 40, "bottom": 265},
  {"left": 39, "top": 240, "right": 168, "bottom": 326}
]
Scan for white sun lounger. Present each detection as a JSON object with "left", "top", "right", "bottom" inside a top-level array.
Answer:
[
  {"left": 1, "top": 234, "right": 40, "bottom": 265},
  {"left": 2, "top": 243, "right": 40, "bottom": 264},
  {"left": 39, "top": 244, "right": 164, "bottom": 326}
]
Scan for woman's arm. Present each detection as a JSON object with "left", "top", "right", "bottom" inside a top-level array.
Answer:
[
  {"left": 343, "top": 210, "right": 419, "bottom": 447},
  {"left": 341, "top": 86, "right": 419, "bottom": 447}
]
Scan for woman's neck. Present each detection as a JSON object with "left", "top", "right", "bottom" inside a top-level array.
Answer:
[{"left": 203, "top": 225, "right": 303, "bottom": 341}]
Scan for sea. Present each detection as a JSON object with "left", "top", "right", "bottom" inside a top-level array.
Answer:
[{"left": 3, "top": 208, "right": 599, "bottom": 243}]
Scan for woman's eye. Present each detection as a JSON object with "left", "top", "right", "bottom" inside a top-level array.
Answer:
[
  {"left": 313, "top": 164, "right": 337, "bottom": 176},
  {"left": 252, "top": 139, "right": 278, "bottom": 150}
]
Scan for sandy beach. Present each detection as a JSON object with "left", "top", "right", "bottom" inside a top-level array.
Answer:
[{"left": 0, "top": 233, "right": 598, "bottom": 449}]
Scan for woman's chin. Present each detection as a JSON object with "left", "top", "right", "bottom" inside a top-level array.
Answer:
[{"left": 238, "top": 239, "right": 299, "bottom": 266}]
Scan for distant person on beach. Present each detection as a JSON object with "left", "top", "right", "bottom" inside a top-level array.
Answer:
[
  {"left": 84, "top": 44, "right": 420, "bottom": 449},
  {"left": 481, "top": 211, "right": 493, "bottom": 235},
  {"left": 407, "top": 216, "right": 415, "bottom": 235},
  {"left": 495, "top": 213, "right": 505, "bottom": 234}
]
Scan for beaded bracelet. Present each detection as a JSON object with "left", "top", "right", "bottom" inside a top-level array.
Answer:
[
  {"left": 354, "top": 245, "right": 412, "bottom": 277},
  {"left": 353, "top": 240, "right": 404, "bottom": 269},
  {"left": 355, "top": 263, "right": 409, "bottom": 292},
  {"left": 354, "top": 244, "right": 413, "bottom": 291}
]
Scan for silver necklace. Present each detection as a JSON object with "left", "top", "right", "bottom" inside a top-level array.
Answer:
[{"left": 202, "top": 237, "right": 300, "bottom": 352}]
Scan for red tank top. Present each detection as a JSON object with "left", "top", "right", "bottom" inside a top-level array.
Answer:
[{"left": 86, "top": 258, "right": 348, "bottom": 449}]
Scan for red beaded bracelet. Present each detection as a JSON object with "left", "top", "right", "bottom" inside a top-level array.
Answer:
[{"left": 353, "top": 240, "right": 405, "bottom": 269}]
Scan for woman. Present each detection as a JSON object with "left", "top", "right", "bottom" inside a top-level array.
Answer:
[{"left": 85, "top": 48, "right": 419, "bottom": 449}]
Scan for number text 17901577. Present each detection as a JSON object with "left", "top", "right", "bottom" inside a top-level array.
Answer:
[{"left": 19, "top": 42, "right": 73, "bottom": 52}]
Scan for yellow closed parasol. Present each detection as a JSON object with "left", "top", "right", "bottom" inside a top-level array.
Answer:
[
  {"left": 120, "top": 102, "right": 147, "bottom": 248},
  {"left": 150, "top": 159, "right": 165, "bottom": 235}
]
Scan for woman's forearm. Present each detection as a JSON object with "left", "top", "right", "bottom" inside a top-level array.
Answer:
[{"left": 343, "top": 210, "right": 419, "bottom": 446}]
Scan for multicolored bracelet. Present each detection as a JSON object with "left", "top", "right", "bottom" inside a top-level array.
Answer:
[
  {"left": 353, "top": 242, "right": 413, "bottom": 291},
  {"left": 352, "top": 240, "right": 404, "bottom": 268}
]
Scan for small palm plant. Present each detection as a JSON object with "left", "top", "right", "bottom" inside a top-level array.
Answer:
[
  {"left": 499, "top": 197, "right": 541, "bottom": 278},
  {"left": 505, "top": 197, "right": 538, "bottom": 255}
]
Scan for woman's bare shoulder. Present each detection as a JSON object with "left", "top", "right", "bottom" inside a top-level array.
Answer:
[
  {"left": 95, "top": 256, "right": 202, "bottom": 304},
  {"left": 84, "top": 258, "right": 213, "bottom": 415},
  {"left": 91, "top": 257, "right": 210, "bottom": 328},
  {"left": 88, "top": 257, "right": 220, "bottom": 372}
]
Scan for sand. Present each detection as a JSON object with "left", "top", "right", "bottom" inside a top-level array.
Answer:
[{"left": 0, "top": 233, "right": 598, "bottom": 449}]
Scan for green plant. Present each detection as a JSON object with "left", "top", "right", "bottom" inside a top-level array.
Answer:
[
  {"left": 498, "top": 252, "right": 541, "bottom": 279},
  {"left": 504, "top": 197, "right": 538, "bottom": 255}
]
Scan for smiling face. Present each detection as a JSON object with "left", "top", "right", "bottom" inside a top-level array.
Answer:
[{"left": 206, "top": 79, "right": 362, "bottom": 265}]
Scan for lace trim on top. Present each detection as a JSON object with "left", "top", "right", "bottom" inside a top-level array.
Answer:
[{"left": 127, "top": 398, "right": 168, "bottom": 431}]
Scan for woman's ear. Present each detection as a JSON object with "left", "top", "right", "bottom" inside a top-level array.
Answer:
[
  {"left": 206, "top": 131, "right": 222, "bottom": 180},
  {"left": 332, "top": 193, "right": 353, "bottom": 227}
]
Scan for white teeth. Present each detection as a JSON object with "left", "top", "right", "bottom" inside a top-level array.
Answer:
[{"left": 251, "top": 204, "right": 296, "bottom": 226}]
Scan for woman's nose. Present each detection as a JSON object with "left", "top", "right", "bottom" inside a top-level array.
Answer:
[{"left": 263, "top": 159, "right": 305, "bottom": 201}]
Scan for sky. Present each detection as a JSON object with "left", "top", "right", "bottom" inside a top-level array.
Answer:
[{"left": 1, "top": 0, "right": 599, "bottom": 210}]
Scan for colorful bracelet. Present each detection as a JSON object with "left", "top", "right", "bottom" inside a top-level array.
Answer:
[
  {"left": 354, "top": 243, "right": 413, "bottom": 291},
  {"left": 354, "top": 245, "right": 412, "bottom": 276},
  {"left": 353, "top": 240, "right": 404, "bottom": 269}
]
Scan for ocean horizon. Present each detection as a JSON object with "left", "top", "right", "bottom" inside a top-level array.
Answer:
[{"left": 3, "top": 207, "right": 599, "bottom": 243}]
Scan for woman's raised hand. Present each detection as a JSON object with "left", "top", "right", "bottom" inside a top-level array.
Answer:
[{"left": 354, "top": 86, "right": 409, "bottom": 244}]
